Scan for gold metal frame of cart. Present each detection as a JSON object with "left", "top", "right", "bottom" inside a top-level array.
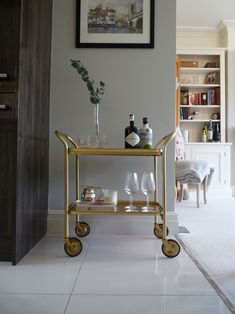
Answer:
[{"left": 55, "top": 130, "right": 180, "bottom": 258}]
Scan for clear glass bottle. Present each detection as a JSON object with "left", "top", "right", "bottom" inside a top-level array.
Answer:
[
  {"left": 139, "top": 117, "right": 153, "bottom": 148},
  {"left": 202, "top": 129, "right": 206, "bottom": 142},
  {"left": 125, "top": 114, "right": 140, "bottom": 148},
  {"left": 208, "top": 120, "right": 213, "bottom": 142}
]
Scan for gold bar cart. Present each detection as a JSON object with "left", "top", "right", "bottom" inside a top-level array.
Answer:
[{"left": 55, "top": 130, "right": 180, "bottom": 258}]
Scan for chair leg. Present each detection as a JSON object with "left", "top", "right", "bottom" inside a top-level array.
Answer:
[
  {"left": 178, "top": 183, "right": 183, "bottom": 202},
  {"left": 196, "top": 184, "right": 200, "bottom": 208},
  {"left": 203, "top": 175, "right": 208, "bottom": 204}
]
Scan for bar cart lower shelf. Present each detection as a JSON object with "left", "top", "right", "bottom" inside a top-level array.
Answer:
[{"left": 55, "top": 130, "right": 181, "bottom": 259}]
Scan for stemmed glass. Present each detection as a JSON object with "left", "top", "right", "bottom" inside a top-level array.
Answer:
[
  {"left": 141, "top": 172, "right": 156, "bottom": 212},
  {"left": 124, "top": 172, "right": 139, "bottom": 212}
]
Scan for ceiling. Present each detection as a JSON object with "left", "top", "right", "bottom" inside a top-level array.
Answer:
[{"left": 177, "top": 0, "right": 235, "bottom": 28}]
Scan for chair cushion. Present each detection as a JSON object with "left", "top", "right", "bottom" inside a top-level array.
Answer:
[{"left": 175, "top": 160, "right": 215, "bottom": 184}]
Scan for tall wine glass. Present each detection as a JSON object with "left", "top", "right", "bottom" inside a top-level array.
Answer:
[
  {"left": 124, "top": 172, "right": 139, "bottom": 212},
  {"left": 141, "top": 172, "right": 155, "bottom": 211}
]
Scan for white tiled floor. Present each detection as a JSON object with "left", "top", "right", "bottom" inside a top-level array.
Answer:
[{"left": 0, "top": 235, "right": 231, "bottom": 314}]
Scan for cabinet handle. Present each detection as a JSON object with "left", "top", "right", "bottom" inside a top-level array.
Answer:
[
  {"left": 17, "top": 134, "right": 23, "bottom": 143},
  {"left": 0, "top": 104, "right": 11, "bottom": 111}
]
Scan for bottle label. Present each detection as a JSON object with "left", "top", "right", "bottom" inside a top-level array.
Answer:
[
  {"left": 125, "top": 132, "right": 140, "bottom": 146},
  {"left": 208, "top": 130, "right": 213, "bottom": 141},
  {"left": 140, "top": 128, "right": 152, "bottom": 148}
]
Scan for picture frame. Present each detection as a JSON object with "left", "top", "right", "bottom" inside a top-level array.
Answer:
[{"left": 76, "top": 0, "right": 155, "bottom": 48}]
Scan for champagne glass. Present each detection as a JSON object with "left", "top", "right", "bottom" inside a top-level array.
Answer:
[
  {"left": 124, "top": 172, "right": 139, "bottom": 212},
  {"left": 141, "top": 172, "right": 155, "bottom": 211}
]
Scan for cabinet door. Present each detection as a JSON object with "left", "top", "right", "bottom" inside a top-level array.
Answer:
[
  {"left": 190, "top": 146, "right": 229, "bottom": 189},
  {"left": 0, "top": 122, "right": 16, "bottom": 261}
]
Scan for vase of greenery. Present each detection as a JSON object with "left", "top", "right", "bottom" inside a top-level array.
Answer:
[{"left": 70, "top": 59, "right": 105, "bottom": 137}]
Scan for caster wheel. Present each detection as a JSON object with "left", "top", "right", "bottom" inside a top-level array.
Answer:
[
  {"left": 64, "top": 238, "right": 82, "bottom": 257},
  {"left": 154, "top": 224, "right": 169, "bottom": 239},
  {"left": 75, "top": 222, "right": 90, "bottom": 237},
  {"left": 162, "top": 239, "right": 180, "bottom": 258}
]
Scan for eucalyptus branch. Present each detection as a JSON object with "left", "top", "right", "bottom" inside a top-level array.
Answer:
[{"left": 70, "top": 59, "right": 105, "bottom": 104}]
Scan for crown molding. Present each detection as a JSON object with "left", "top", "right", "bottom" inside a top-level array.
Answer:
[
  {"left": 217, "top": 20, "right": 235, "bottom": 50},
  {"left": 176, "top": 26, "right": 221, "bottom": 47},
  {"left": 217, "top": 19, "right": 235, "bottom": 32},
  {"left": 177, "top": 26, "right": 219, "bottom": 33}
]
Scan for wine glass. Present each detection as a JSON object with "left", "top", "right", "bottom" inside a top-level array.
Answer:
[
  {"left": 141, "top": 172, "right": 155, "bottom": 211},
  {"left": 124, "top": 172, "right": 139, "bottom": 212}
]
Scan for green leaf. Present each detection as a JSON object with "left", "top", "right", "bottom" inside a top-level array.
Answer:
[{"left": 70, "top": 59, "right": 105, "bottom": 104}]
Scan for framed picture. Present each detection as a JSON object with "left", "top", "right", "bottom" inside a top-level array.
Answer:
[{"left": 76, "top": 0, "right": 155, "bottom": 48}]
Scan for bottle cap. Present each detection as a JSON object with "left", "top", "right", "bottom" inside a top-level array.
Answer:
[
  {"left": 129, "top": 114, "right": 134, "bottom": 120},
  {"left": 143, "top": 117, "right": 148, "bottom": 124}
]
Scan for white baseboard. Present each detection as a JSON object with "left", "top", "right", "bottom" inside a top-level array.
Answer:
[{"left": 47, "top": 210, "right": 179, "bottom": 236}]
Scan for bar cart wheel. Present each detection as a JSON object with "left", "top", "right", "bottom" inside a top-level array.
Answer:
[
  {"left": 154, "top": 224, "right": 169, "bottom": 239},
  {"left": 162, "top": 239, "right": 180, "bottom": 258},
  {"left": 75, "top": 222, "right": 90, "bottom": 237},
  {"left": 64, "top": 238, "right": 82, "bottom": 257}
]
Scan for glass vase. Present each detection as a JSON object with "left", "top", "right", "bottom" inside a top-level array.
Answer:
[{"left": 93, "top": 102, "right": 100, "bottom": 137}]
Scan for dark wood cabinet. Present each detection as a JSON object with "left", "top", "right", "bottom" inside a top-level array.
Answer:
[{"left": 0, "top": 0, "right": 52, "bottom": 264}]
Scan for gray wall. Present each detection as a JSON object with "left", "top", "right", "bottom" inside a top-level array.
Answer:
[{"left": 49, "top": 0, "right": 176, "bottom": 211}]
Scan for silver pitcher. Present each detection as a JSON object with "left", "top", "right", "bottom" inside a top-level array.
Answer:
[{"left": 80, "top": 186, "right": 102, "bottom": 202}]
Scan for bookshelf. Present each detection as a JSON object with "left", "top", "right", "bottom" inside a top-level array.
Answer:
[
  {"left": 177, "top": 48, "right": 225, "bottom": 143},
  {"left": 176, "top": 48, "right": 231, "bottom": 192}
]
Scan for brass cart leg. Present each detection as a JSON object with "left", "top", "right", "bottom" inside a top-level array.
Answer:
[
  {"left": 55, "top": 130, "right": 84, "bottom": 257},
  {"left": 64, "top": 146, "right": 70, "bottom": 242},
  {"left": 63, "top": 145, "right": 82, "bottom": 256},
  {"left": 153, "top": 156, "right": 169, "bottom": 239},
  {"left": 160, "top": 145, "right": 180, "bottom": 258}
]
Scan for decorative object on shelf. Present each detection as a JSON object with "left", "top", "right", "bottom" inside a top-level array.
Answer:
[
  {"left": 71, "top": 59, "right": 105, "bottom": 139},
  {"left": 80, "top": 186, "right": 102, "bottom": 202},
  {"left": 211, "top": 112, "right": 220, "bottom": 120},
  {"left": 75, "top": 0, "right": 155, "bottom": 49},
  {"left": 188, "top": 111, "right": 198, "bottom": 120},
  {"left": 180, "top": 60, "right": 199, "bottom": 68},
  {"left": 86, "top": 134, "right": 107, "bottom": 148},
  {"left": 206, "top": 72, "right": 218, "bottom": 84},
  {"left": 102, "top": 189, "right": 118, "bottom": 205},
  {"left": 204, "top": 62, "right": 219, "bottom": 68}
]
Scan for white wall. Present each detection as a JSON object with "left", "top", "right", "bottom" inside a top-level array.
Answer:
[{"left": 49, "top": 0, "right": 177, "bottom": 212}]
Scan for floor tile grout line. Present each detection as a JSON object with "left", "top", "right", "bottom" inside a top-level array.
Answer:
[
  {"left": 176, "top": 235, "right": 235, "bottom": 313},
  {"left": 63, "top": 237, "right": 91, "bottom": 314},
  {"left": 69, "top": 293, "right": 220, "bottom": 297},
  {"left": 0, "top": 293, "right": 70, "bottom": 296}
]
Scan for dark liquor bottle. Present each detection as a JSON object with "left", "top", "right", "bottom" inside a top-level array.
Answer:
[
  {"left": 213, "top": 123, "right": 221, "bottom": 142},
  {"left": 125, "top": 114, "right": 140, "bottom": 148}
]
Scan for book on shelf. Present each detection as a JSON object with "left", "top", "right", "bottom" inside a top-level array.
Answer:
[{"left": 181, "top": 88, "right": 220, "bottom": 106}]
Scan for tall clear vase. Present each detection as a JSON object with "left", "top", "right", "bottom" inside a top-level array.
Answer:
[{"left": 93, "top": 102, "right": 100, "bottom": 137}]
